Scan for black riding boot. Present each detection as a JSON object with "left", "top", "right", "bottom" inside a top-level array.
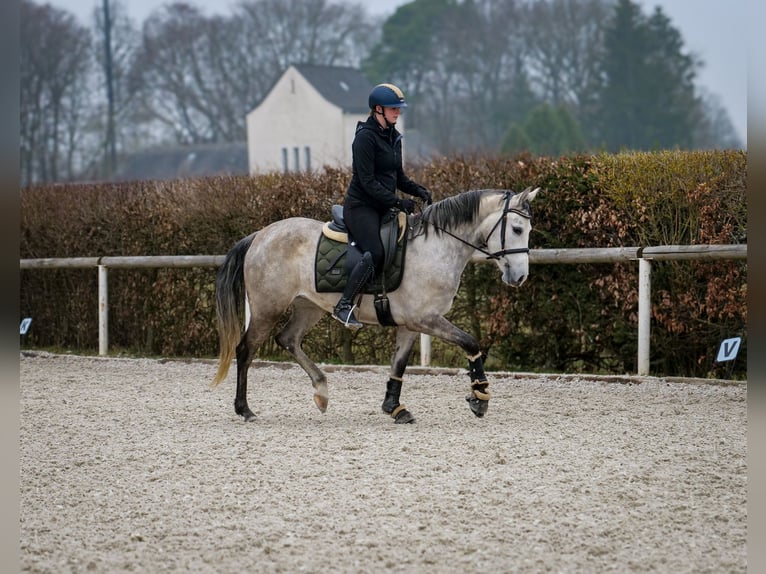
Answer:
[{"left": 332, "top": 252, "right": 375, "bottom": 329}]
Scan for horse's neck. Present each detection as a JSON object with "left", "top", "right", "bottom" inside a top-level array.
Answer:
[{"left": 411, "top": 221, "right": 483, "bottom": 275}]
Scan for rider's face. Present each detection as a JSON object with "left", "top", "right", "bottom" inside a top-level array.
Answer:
[
  {"left": 376, "top": 106, "right": 401, "bottom": 126},
  {"left": 383, "top": 107, "right": 401, "bottom": 124}
]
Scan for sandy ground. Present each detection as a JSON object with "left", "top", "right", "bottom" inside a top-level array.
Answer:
[{"left": 20, "top": 352, "right": 746, "bottom": 573}]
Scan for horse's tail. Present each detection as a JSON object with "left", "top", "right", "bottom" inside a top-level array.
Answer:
[{"left": 210, "top": 232, "right": 256, "bottom": 388}]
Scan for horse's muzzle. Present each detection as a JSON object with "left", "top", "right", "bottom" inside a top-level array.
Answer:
[
  {"left": 502, "top": 263, "right": 528, "bottom": 287},
  {"left": 503, "top": 274, "right": 527, "bottom": 287}
]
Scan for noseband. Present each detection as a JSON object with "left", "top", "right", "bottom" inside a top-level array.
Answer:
[{"left": 424, "top": 191, "right": 532, "bottom": 260}]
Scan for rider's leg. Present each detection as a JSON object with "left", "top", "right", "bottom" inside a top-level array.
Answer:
[
  {"left": 332, "top": 251, "right": 375, "bottom": 329},
  {"left": 334, "top": 199, "right": 384, "bottom": 329}
]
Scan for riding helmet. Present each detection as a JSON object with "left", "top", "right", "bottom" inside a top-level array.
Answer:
[{"left": 368, "top": 83, "right": 408, "bottom": 109}]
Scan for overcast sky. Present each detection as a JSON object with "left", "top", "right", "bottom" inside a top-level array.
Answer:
[{"left": 46, "top": 0, "right": 747, "bottom": 143}]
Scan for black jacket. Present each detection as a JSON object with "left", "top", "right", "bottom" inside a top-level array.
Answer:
[{"left": 346, "top": 115, "right": 425, "bottom": 211}]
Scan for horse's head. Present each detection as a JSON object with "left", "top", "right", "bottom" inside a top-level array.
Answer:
[{"left": 478, "top": 186, "right": 540, "bottom": 287}]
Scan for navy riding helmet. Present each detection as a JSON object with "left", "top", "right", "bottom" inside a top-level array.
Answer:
[{"left": 368, "top": 83, "right": 408, "bottom": 110}]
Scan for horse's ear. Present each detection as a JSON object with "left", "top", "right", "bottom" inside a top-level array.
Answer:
[
  {"left": 516, "top": 186, "right": 541, "bottom": 204},
  {"left": 525, "top": 186, "right": 541, "bottom": 202}
]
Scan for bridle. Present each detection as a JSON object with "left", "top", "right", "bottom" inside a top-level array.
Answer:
[
  {"left": 423, "top": 191, "right": 532, "bottom": 260},
  {"left": 483, "top": 191, "right": 533, "bottom": 259}
]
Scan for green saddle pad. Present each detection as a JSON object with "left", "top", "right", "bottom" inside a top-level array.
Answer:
[{"left": 314, "top": 233, "right": 407, "bottom": 293}]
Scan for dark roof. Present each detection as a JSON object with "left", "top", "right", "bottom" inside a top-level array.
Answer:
[
  {"left": 293, "top": 64, "right": 372, "bottom": 114},
  {"left": 113, "top": 143, "right": 248, "bottom": 182}
]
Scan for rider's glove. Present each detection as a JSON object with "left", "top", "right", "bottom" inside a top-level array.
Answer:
[
  {"left": 416, "top": 186, "right": 433, "bottom": 205},
  {"left": 396, "top": 198, "right": 416, "bottom": 214}
]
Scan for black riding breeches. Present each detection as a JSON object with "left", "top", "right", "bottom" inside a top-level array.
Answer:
[{"left": 342, "top": 196, "right": 386, "bottom": 273}]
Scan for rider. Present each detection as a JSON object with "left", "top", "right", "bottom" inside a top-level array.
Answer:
[{"left": 332, "top": 83, "right": 432, "bottom": 329}]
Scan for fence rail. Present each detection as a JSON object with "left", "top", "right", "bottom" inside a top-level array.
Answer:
[{"left": 20, "top": 244, "right": 747, "bottom": 375}]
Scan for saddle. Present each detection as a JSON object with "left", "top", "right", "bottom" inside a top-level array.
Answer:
[{"left": 315, "top": 206, "right": 409, "bottom": 319}]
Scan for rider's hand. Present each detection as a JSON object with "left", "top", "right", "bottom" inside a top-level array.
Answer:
[
  {"left": 396, "top": 198, "right": 417, "bottom": 214},
  {"left": 417, "top": 187, "right": 433, "bottom": 205}
]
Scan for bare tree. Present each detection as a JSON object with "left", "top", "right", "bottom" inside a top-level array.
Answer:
[
  {"left": 692, "top": 89, "right": 743, "bottom": 150},
  {"left": 130, "top": 3, "right": 222, "bottom": 144},
  {"left": 130, "top": 0, "right": 377, "bottom": 145},
  {"left": 434, "top": 0, "right": 530, "bottom": 150},
  {"left": 20, "top": 0, "right": 93, "bottom": 184},
  {"left": 102, "top": 0, "right": 118, "bottom": 174},
  {"left": 89, "top": 0, "right": 141, "bottom": 176},
  {"left": 236, "top": 0, "right": 375, "bottom": 78},
  {"left": 522, "top": 0, "right": 612, "bottom": 109}
]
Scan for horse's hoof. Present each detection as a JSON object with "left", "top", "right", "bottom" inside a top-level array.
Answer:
[
  {"left": 466, "top": 395, "right": 488, "bottom": 418},
  {"left": 313, "top": 393, "right": 328, "bottom": 413},
  {"left": 239, "top": 410, "right": 257, "bottom": 423},
  {"left": 390, "top": 404, "right": 415, "bottom": 424},
  {"left": 394, "top": 409, "right": 415, "bottom": 424}
]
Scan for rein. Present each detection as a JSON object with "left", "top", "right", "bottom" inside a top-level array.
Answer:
[{"left": 423, "top": 191, "right": 532, "bottom": 260}]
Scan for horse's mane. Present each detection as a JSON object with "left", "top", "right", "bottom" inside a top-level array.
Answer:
[{"left": 415, "top": 189, "right": 505, "bottom": 239}]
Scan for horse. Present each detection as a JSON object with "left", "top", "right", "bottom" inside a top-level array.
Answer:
[{"left": 210, "top": 186, "right": 540, "bottom": 423}]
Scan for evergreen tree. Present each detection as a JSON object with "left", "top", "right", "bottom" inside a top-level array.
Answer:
[
  {"left": 592, "top": 0, "right": 700, "bottom": 151},
  {"left": 554, "top": 105, "right": 587, "bottom": 153},
  {"left": 642, "top": 7, "right": 699, "bottom": 148},
  {"left": 502, "top": 104, "right": 585, "bottom": 157},
  {"left": 500, "top": 124, "right": 532, "bottom": 156},
  {"left": 361, "top": 0, "right": 456, "bottom": 129},
  {"left": 504, "top": 53, "right": 541, "bottom": 134}
]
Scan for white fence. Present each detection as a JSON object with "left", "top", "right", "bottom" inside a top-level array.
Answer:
[{"left": 20, "top": 244, "right": 746, "bottom": 375}]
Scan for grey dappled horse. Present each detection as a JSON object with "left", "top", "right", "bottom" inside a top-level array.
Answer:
[{"left": 211, "top": 187, "right": 540, "bottom": 423}]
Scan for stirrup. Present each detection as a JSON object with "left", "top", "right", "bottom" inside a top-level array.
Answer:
[{"left": 332, "top": 303, "right": 363, "bottom": 330}]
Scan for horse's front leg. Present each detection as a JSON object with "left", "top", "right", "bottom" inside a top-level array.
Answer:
[
  {"left": 464, "top": 351, "right": 490, "bottom": 418},
  {"left": 413, "top": 314, "right": 490, "bottom": 418},
  {"left": 382, "top": 327, "right": 419, "bottom": 424}
]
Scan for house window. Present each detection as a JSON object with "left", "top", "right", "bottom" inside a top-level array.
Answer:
[
  {"left": 304, "top": 146, "right": 311, "bottom": 172},
  {"left": 293, "top": 147, "right": 300, "bottom": 171},
  {"left": 281, "top": 147, "right": 288, "bottom": 173}
]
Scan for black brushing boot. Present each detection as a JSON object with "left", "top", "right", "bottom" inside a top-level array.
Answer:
[
  {"left": 333, "top": 252, "right": 375, "bottom": 330},
  {"left": 465, "top": 352, "right": 490, "bottom": 418},
  {"left": 382, "top": 377, "right": 415, "bottom": 423},
  {"left": 382, "top": 378, "right": 403, "bottom": 413}
]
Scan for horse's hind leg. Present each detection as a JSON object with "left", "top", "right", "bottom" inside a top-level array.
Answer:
[
  {"left": 235, "top": 334, "right": 257, "bottom": 421},
  {"left": 274, "top": 298, "right": 329, "bottom": 412},
  {"left": 382, "top": 327, "right": 419, "bottom": 424},
  {"left": 235, "top": 312, "right": 280, "bottom": 422}
]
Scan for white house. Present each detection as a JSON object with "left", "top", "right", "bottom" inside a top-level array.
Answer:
[{"left": 246, "top": 64, "right": 407, "bottom": 174}]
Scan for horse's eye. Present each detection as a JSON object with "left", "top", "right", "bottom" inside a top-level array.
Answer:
[{"left": 513, "top": 226, "right": 523, "bottom": 235}]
